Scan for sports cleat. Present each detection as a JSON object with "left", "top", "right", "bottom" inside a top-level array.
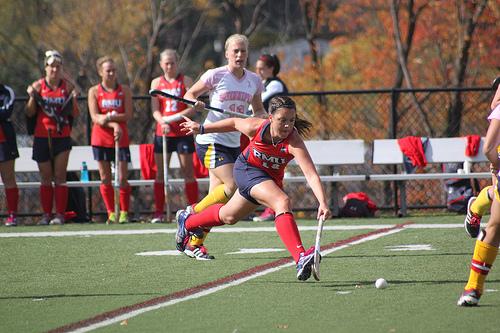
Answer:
[
  {"left": 4, "top": 213, "right": 17, "bottom": 227},
  {"left": 464, "top": 196, "right": 481, "bottom": 238},
  {"left": 457, "top": 289, "right": 481, "bottom": 306},
  {"left": 119, "top": 211, "right": 129, "bottom": 224},
  {"left": 186, "top": 204, "right": 195, "bottom": 215},
  {"left": 175, "top": 209, "right": 191, "bottom": 252},
  {"left": 106, "top": 212, "right": 116, "bottom": 224},
  {"left": 253, "top": 207, "right": 275, "bottom": 222},
  {"left": 151, "top": 213, "right": 164, "bottom": 224},
  {"left": 296, "top": 246, "right": 315, "bottom": 281},
  {"left": 38, "top": 213, "right": 51, "bottom": 226},
  {"left": 184, "top": 244, "right": 215, "bottom": 260},
  {"left": 49, "top": 214, "right": 64, "bottom": 225}
]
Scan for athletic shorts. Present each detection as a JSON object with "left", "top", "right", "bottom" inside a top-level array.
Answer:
[
  {"left": 92, "top": 146, "right": 131, "bottom": 162},
  {"left": 0, "top": 141, "right": 19, "bottom": 162},
  {"left": 32, "top": 137, "right": 72, "bottom": 163},
  {"left": 153, "top": 135, "right": 195, "bottom": 154},
  {"left": 196, "top": 142, "right": 240, "bottom": 169},
  {"left": 234, "top": 155, "right": 273, "bottom": 205}
]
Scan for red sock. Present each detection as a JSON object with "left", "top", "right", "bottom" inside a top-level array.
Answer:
[
  {"left": 186, "top": 203, "right": 224, "bottom": 230},
  {"left": 185, "top": 181, "right": 199, "bottom": 205},
  {"left": 154, "top": 182, "right": 165, "bottom": 214},
  {"left": 99, "top": 184, "right": 114, "bottom": 213},
  {"left": 54, "top": 185, "right": 68, "bottom": 215},
  {"left": 120, "top": 186, "right": 131, "bottom": 212},
  {"left": 275, "top": 212, "right": 305, "bottom": 262},
  {"left": 5, "top": 187, "right": 18, "bottom": 213},
  {"left": 40, "top": 185, "right": 53, "bottom": 214}
]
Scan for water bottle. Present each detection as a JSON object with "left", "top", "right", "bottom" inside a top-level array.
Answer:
[{"left": 80, "top": 161, "right": 89, "bottom": 182}]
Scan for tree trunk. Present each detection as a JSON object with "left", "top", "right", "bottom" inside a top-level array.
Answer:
[{"left": 445, "top": 0, "right": 488, "bottom": 137}]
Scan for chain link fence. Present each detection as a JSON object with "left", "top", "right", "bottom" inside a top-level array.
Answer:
[{"left": 5, "top": 87, "right": 495, "bottom": 223}]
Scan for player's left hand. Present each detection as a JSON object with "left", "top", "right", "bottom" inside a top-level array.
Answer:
[
  {"left": 180, "top": 116, "right": 200, "bottom": 135},
  {"left": 317, "top": 203, "right": 331, "bottom": 220}
]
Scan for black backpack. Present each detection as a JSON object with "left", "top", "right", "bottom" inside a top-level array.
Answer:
[
  {"left": 340, "top": 199, "right": 375, "bottom": 218},
  {"left": 443, "top": 163, "right": 477, "bottom": 213}
]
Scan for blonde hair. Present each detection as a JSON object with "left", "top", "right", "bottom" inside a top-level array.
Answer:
[
  {"left": 224, "top": 34, "right": 249, "bottom": 51},
  {"left": 160, "top": 49, "right": 178, "bottom": 61},
  {"left": 96, "top": 56, "right": 114, "bottom": 72}
]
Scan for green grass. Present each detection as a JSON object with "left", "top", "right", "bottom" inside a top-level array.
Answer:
[{"left": 0, "top": 215, "right": 499, "bottom": 332}]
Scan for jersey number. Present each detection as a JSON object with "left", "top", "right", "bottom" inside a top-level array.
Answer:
[
  {"left": 165, "top": 99, "right": 178, "bottom": 112},
  {"left": 262, "top": 162, "right": 280, "bottom": 170},
  {"left": 229, "top": 104, "right": 244, "bottom": 114}
]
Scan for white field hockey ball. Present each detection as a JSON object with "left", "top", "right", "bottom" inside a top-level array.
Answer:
[{"left": 375, "top": 278, "right": 388, "bottom": 289}]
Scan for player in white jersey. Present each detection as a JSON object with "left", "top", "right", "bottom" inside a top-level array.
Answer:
[{"left": 180, "top": 34, "right": 266, "bottom": 260}]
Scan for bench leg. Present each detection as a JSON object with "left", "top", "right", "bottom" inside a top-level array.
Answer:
[
  {"left": 398, "top": 181, "right": 407, "bottom": 217},
  {"left": 330, "top": 182, "right": 339, "bottom": 217}
]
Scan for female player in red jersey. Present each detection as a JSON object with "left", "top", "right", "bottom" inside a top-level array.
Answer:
[
  {"left": 0, "top": 84, "right": 19, "bottom": 226},
  {"left": 26, "top": 50, "right": 79, "bottom": 225},
  {"left": 150, "top": 49, "right": 197, "bottom": 223},
  {"left": 176, "top": 96, "right": 331, "bottom": 280},
  {"left": 88, "top": 56, "right": 133, "bottom": 224}
]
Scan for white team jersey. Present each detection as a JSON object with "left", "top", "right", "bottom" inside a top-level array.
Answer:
[{"left": 195, "top": 66, "right": 263, "bottom": 147}]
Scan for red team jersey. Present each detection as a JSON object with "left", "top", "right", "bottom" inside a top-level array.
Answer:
[
  {"left": 34, "top": 79, "right": 72, "bottom": 138},
  {"left": 243, "top": 120, "right": 294, "bottom": 187},
  {"left": 154, "top": 74, "right": 188, "bottom": 137},
  {"left": 91, "top": 84, "right": 130, "bottom": 148}
]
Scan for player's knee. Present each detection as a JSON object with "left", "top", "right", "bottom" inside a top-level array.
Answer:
[
  {"left": 273, "top": 196, "right": 291, "bottom": 212},
  {"left": 224, "top": 182, "right": 237, "bottom": 196},
  {"left": 220, "top": 211, "right": 239, "bottom": 225}
]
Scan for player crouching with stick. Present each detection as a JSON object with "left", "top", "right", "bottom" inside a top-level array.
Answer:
[
  {"left": 175, "top": 96, "right": 330, "bottom": 281},
  {"left": 88, "top": 56, "right": 133, "bottom": 224}
]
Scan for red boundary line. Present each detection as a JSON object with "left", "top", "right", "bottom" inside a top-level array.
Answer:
[{"left": 48, "top": 222, "right": 411, "bottom": 333}]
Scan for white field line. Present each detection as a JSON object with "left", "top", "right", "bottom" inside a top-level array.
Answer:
[
  {"left": 0, "top": 224, "right": 462, "bottom": 238},
  {"left": 69, "top": 227, "right": 405, "bottom": 333}
]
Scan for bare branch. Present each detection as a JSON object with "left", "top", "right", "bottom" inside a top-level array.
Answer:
[
  {"left": 244, "top": 0, "right": 268, "bottom": 36},
  {"left": 390, "top": 0, "right": 434, "bottom": 136}
]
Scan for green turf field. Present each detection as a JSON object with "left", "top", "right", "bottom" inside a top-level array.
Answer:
[{"left": 0, "top": 215, "right": 499, "bottom": 332}]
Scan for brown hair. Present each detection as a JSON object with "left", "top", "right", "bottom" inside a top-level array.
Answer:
[
  {"left": 269, "top": 96, "right": 312, "bottom": 137},
  {"left": 258, "top": 54, "right": 281, "bottom": 76}
]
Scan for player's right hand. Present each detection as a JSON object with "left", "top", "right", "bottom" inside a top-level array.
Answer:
[
  {"left": 112, "top": 124, "right": 122, "bottom": 142},
  {"left": 193, "top": 100, "right": 205, "bottom": 113},
  {"left": 26, "top": 85, "right": 36, "bottom": 98}
]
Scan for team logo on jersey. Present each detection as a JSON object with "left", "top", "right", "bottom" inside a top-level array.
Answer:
[
  {"left": 101, "top": 99, "right": 122, "bottom": 108},
  {"left": 252, "top": 148, "right": 285, "bottom": 170},
  {"left": 43, "top": 96, "right": 65, "bottom": 105},
  {"left": 219, "top": 91, "right": 252, "bottom": 103},
  {"left": 161, "top": 88, "right": 181, "bottom": 97}
]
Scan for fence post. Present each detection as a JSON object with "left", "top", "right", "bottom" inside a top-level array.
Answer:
[
  {"left": 390, "top": 89, "right": 400, "bottom": 216},
  {"left": 85, "top": 100, "right": 93, "bottom": 221}
]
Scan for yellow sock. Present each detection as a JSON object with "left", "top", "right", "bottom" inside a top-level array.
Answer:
[
  {"left": 471, "top": 186, "right": 492, "bottom": 216},
  {"left": 465, "top": 240, "right": 498, "bottom": 293},
  {"left": 193, "top": 184, "right": 230, "bottom": 213},
  {"left": 189, "top": 231, "right": 209, "bottom": 246}
]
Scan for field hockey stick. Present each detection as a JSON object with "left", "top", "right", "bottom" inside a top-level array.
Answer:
[
  {"left": 493, "top": 77, "right": 500, "bottom": 90},
  {"left": 114, "top": 139, "right": 120, "bottom": 223},
  {"left": 31, "top": 89, "right": 71, "bottom": 134},
  {"left": 162, "top": 133, "right": 171, "bottom": 222},
  {"left": 312, "top": 215, "right": 326, "bottom": 281},
  {"left": 149, "top": 89, "right": 250, "bottom": 118},
  {"left": 41, "top": 118, "right": 55, "bottom": 174}
]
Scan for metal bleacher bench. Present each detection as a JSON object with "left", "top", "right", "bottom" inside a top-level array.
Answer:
[
  {"left": 371, "top": 137, "right": 491, "bottom": 215},
  {"left": 4, "top": 140, "right": 368, "bottom": 189}
]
